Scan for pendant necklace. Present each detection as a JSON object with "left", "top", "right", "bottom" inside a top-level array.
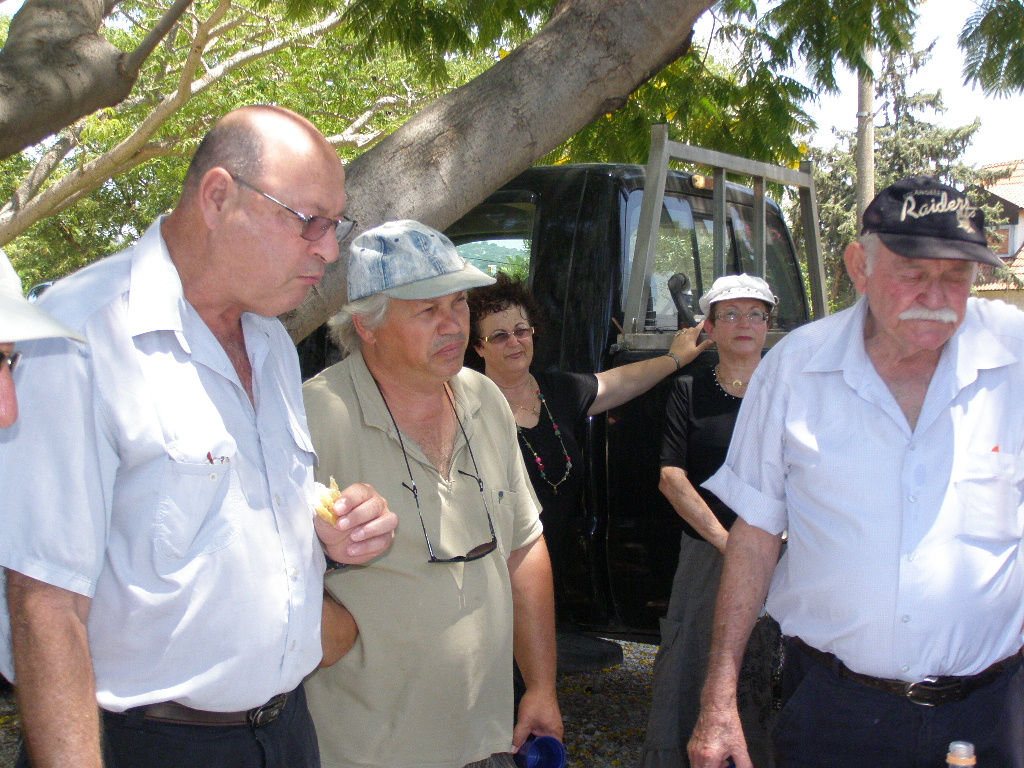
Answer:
[
  {"left": 517, "top": 389, "right": 572, "bottom": 495},
  {"left": 714, "top": 364, "right": 746, "bottom": 399},
  {"left": 499, "top": 379, "right": 540, "bottom": 416}
]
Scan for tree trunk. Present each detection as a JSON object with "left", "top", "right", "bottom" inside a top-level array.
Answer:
[
  {"left": 283, "top": 0, "right": 710, "bottom": 340},
  {"left": 855, "top": 47, "right": 875, "bottom": 228}
]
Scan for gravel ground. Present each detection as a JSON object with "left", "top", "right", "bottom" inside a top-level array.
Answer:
[{"left": 0, "top": 640, "right": 656, "bottom": 768}]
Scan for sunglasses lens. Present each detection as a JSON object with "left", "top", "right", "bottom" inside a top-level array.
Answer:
[{"left": 464, "top": 540, "right": 497, "bottom": 561}]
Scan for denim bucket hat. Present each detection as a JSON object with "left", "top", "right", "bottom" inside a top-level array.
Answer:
[{"left": 347, "top": 220, "right": 495, "bottom": 301}]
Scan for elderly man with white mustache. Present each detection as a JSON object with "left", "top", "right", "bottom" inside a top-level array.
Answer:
[{"left": 688, "top": 177, "right": 1024, "bottom": 768}]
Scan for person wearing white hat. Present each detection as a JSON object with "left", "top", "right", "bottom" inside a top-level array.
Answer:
[
  {"left": 0, "top": 249, "right": 86, "bottom": 428},
  {"left": 0, "top": 106, "right": 398, "bottom": 768},
  {"left": 641, "top": 274, "right": 778, "bottom": 768},
  {"left": 302, "top": 220, "right": 561, "bottom": 768}
]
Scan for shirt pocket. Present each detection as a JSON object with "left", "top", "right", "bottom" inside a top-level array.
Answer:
[
  {"left": 954, "top": 450, "right": 1024, "bottom": 543},
  {"left": 154, "top": 450, "right": 241, "bottom": 560}
]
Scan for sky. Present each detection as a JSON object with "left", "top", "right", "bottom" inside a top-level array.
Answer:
[
  {"left": 694, "top": 0, "right": 1023, "bottom": 168},
  {"left": 1, "top": 0, "right": 1021, "bottom": 167}
]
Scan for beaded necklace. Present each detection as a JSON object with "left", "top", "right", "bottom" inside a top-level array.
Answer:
[{"left": 517, "top": 388, "right": 572, "bottom": 495}]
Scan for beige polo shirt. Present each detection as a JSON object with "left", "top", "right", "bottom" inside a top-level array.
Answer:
[{"left": 302, "top": 351, "right": 542, "bottom": 768}]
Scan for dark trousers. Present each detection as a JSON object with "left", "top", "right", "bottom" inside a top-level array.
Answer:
[
  {"left": 773, "top": 640, "right": 1024, "bottom": 768},
  {"left": 17, "top": 685, "right": 319, "bottom": 768}
]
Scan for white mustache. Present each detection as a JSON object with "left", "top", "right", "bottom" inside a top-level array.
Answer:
[{"left": 898, "top": 306, "right": 958, "bottom": 323}]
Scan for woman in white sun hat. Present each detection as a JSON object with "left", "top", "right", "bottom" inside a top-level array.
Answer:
[
  {"left": 642, "top": 273, "right": 781, "bottom": 768},
  {"left": 0, "top": 249, "right": 85, "bottom": 428}
]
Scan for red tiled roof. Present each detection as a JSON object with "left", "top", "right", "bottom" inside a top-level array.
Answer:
[
  {"left": 982, "top": 160, "right": 1024, "bottom": 209},
  {"left": 975, "top": 244, "right": 1024, "bottom": 291}
]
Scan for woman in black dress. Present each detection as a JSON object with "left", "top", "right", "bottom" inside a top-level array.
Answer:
[
  {"left": 467, "top": 273, "right": 707, "bottom": 662},
  {"left": 641, "top": 274, "right": 780, "bottom": 768}
]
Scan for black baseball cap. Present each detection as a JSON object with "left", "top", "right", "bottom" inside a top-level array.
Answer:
[{"left": 861, "top": 176, "right": 1003, "bottom": 268}]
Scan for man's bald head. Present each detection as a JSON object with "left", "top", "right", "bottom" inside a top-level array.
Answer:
[{"left": 182, "top": 106, "right": 342, "bottom": 197}]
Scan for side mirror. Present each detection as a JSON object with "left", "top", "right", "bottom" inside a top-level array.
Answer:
[{"left": 667, "top": 273, "right": 697, "bottom": 329}]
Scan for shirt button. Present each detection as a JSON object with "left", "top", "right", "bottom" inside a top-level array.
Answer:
[
  {"left": 901, "top": 615, "right": 910, "bottom": 623},
  {"left": 209, "top": 473, "right": 218, "bottom": 481},
  {"left": 908, "top": 495, "right": 917, "bottom": 503},
  {"left": 907, "top": 552, "right": 915, "bottom": 562},
  {"left": 289, "top": 568, "right": 299, "bottom": 581},
  {"left": 901, "top": 664, "right": 910, "bottom": 673},
  {"left": 909, "top": 443, "right": 916, "bottom": 451},
  {"left": 274, "top": 494, "right": 283, "bottom": 506}
]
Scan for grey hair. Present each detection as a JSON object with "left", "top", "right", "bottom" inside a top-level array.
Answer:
[{"left": 329, "top": 292, "right": 391, "bottom": 354}]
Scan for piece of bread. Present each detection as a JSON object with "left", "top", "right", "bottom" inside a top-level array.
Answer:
[{"left": 313, "top": 477, "right": 342, "bottom": 525}]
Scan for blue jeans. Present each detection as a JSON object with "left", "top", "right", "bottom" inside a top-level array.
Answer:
[
  {"left": 17, "top": 685, "right": 319, "bottom": 768},
  {"left": 774, "top": 640, "right": 1024, "bottom": 768}
]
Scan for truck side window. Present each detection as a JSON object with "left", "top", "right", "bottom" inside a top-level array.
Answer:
[{"left": 624, "top": 191, "right": 699, "bottom": 331}]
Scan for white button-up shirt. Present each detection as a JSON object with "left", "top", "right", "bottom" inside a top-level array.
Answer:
[
  {"left": 705, "top": 296, "right": 1024, "bottom": 681},
  {"left": 0, "top": 220, "right": 324, "bottom": 711}
]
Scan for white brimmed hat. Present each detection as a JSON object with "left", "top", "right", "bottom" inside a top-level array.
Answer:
[
  {"left": 1, "top": 249, "right": 85, "bottom": 344},
  {"left": 347, "top": 220, "right": 495, "bottom": 301},
  {"left": 699, "top": 274, "right": 777, "bottom": 315}
]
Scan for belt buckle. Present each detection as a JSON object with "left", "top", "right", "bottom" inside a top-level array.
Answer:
[
  {"left": 904, "top": 677, "right": 943, "bottom": 707},
  {"left": 248, "top": 693, "right": 287, "bottom": 728}
]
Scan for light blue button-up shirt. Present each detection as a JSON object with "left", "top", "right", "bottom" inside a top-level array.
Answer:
[
  {"left": 0, "top": 220, "right": 324, "bottom": 711},
  {"left": 706, "top": 296, "right": 1024, "bottom": 681}
]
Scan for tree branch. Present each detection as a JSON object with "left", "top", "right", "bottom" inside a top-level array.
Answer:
[
  {"left": 1, "top": 131, "right": 78, "bottom": 218},
  {"left": 0, "top": 3, "right": 347, "bottom": 245},
  {"left": 120, "top": 0, "right": 195, "bottom": 79}
]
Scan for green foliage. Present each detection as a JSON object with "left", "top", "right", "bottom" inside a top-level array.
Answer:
[
  {"left": 284, "top": 0, "right": 550, "bottom": 84},
  {"left": 761, "top": 0, "right": 917, "bottom": 91},
  {"left": 959, "top": 0, "right": 1024, "bottom": 96},
  {"left": 788, "top": 45, "right": 1007, "bottom": 311},
  {"left": 543, "top": 31, "right": 815, "bottom": 168},
  {"left": 1, "top": 0, "right": 499, "bottom": 283}
]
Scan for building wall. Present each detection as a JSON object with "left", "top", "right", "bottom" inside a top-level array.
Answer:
[{"left": 977, "top": 290, "right": 1024, "bottom": 310}]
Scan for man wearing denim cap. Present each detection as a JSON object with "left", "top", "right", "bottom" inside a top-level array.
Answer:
[
  {"left": 690, "top": 177, "right": 1024, "bottom": 768},
  {"left": 302, "top": 219, "right": 563, "bottom": 768},
  {"left": 0, "top": 249, "right": 86, "bottom": 429}
]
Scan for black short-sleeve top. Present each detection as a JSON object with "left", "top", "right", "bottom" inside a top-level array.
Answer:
[
  {"left": 519, "top": 369, "right": 598, "bottom": 520},
  {"left": 660, "top": 365, "right": 742, "bottom": 540}
]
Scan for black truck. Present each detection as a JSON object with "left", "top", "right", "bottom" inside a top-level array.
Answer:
[
  {"left": 297, "top": 133, "right": 827, "bottom": 646},
  {"left": 441, "top": 136, "right": 827, "bottom": 644}
]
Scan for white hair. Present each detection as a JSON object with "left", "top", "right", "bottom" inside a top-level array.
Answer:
[
  {"left": 329, "top": 292, "right": 391, "bottom": 354},
  {"left": 859, "top": 233, "right": 882, "bottom": 276}
]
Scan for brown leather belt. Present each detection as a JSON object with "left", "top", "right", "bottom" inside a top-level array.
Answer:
[
  {"left": 792, "top": 637, "right": 1023, "bottom": 707},
  {"left": 133, "top": 692, "right": 289, "bottom": 727}
]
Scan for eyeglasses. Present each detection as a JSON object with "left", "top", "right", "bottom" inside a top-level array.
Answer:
[
  {"left": 1, "top": 350, "right": 21, "bottom": 374},
  {"left": 231, "top": 175, "right": 355, "bottom": 242},
  {"left": 483, "top": 325, "right": 535, "bottom": 345},
  {"left": 714, "top": 310, "right": 770, "bottom": 324},
  {"left": 373, "top": 378, "right": 498, "bottom": 564}
]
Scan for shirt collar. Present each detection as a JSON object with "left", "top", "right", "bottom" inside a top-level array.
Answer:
[
  {"left": 348, "top": 349, "right": 482, "bottom": 455},
  {"left": 125, "top": 217, "right": 277, "bottom": 365},
  {"left": 803, "top": 294, "right": 1019, "bottom": 391},
  {"left": 126, "top": 217, "right": 188, "bottom": 341}
]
